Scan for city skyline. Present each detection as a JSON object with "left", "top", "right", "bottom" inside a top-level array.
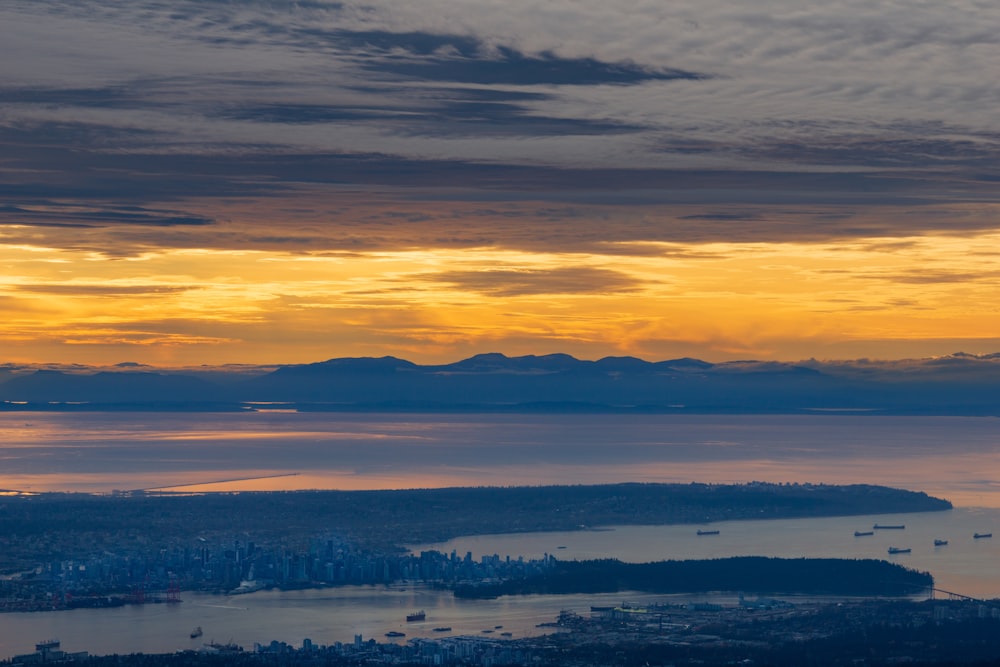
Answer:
[{"left": 2, "top": 1, "right": 1000, "bottom": 365}]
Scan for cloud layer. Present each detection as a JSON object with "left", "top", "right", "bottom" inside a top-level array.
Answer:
[
  {"left": 1, "top": 0, "right": 999, "bottom": 363},
  {"left": 3, "top": 1, "right": 999, "bottom": 231}
]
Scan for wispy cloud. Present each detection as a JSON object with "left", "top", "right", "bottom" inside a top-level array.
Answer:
[
  {"left": 11, "top": 284, "right": 191, "bottom": 296},
  {"left": 427, "top": 266, "right": 644, "bottom": 296}
]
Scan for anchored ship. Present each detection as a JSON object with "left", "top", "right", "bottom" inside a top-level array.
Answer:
[{"left": 406, "top": 610, "right": 426, "bottom": 622}]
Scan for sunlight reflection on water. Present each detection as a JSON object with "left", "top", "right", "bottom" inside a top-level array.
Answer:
[{"left": 1, "top": 412, "right": 998, "bottom": 506}]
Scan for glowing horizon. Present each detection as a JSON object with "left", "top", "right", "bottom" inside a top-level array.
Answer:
[{"left": 5, "top": 225, "right": 1000, "bottom": 366}]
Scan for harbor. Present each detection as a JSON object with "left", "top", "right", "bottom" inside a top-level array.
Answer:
[{"left": 2, "top": 507, "right": 996, "bottom": 660}]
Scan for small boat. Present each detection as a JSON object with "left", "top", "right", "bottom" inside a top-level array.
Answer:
[
  {"left": 556, "top": 546, "right": 567, "bottom": 549},
  {"left": 696, "top": 529, "right": 720, "bottom": 535},
  {"left": 432, "top": 627, "right": 451, "bottom": 633},
  {"left": 934, "top": 539, "right": 948, "bottom": 546},
  {"left": 887, "top": 547, "right": 911, "bottom": 554},
  {"left": 384, "top": 631, "right": 405, "bottom": 638},
  {"left": 481, "top": 629, "right": 494, "bottom": 634},
  {"left": 974, "top": 532, "right": 993, "bottom": 539},
  {"left": 500, "top": 632, "right": 513, "bottom": 637},
  {"left": 190, "top": 627, "right": 203, "bottom": 639},
  {"left": 874, "top": 524, "right": 905, "bottom": 530},
  {"left": 406, "top": 610, "right": 426, "bottom": 622},
  {"left": 854, "top": 531, "right": 874, "bottom": 537},
  {"left": 494, "top": 625, "right": 503, "bottom": 629}
]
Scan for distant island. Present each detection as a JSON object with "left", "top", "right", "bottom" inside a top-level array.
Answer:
[{"left": 4, "top": 351, "right": 1000, "bottom": 414}]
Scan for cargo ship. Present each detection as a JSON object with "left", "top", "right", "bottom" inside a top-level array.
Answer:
[
  {"left": 934, "top": 539, "right": 948, "bottom": 546},
  {"left": 974, "top": 532, "right": 993, "bottom": 539},
  {"left": 406, "top": 611, "right": 426, "bottom": 622},
  {"left": 887, "top": 547, "right": 911, "bottom": 554},
  {"left": 696, "top": 529, "right": 720, "bottom": 535},
  {"left": 874, "top": 524, "right": 905, "bottom": 530},
  {"left": 854, "top": 530, "right": 874, "bottom": 537}
]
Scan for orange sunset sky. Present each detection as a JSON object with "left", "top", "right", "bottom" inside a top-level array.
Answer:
[{"left": 3, "top": 0, "right": 1000, "bottom": 366}]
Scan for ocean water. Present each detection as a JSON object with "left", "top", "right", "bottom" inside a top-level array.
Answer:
[{"left": 1, "top": 412, "right": 999, "bottom": 507}]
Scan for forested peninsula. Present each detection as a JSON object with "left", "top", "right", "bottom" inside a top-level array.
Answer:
[{"left": 453, "top": 557, "right": 934, "bottom": 598}]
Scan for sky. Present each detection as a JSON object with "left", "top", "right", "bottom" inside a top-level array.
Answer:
[{"left": 2, "top": 0, "right": 1000, "bottom": 366}]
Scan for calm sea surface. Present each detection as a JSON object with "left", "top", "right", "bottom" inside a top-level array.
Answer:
[
  {"left": 1, "top": 412, "right": 999, "bottom": 658},
  {"left": 1, "top": 412, "right": 999, "bottom": 505}
]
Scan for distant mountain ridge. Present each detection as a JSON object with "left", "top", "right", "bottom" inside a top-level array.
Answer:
[{"left": 2, "top": 352, "right": 1000, "bottom": 414}]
